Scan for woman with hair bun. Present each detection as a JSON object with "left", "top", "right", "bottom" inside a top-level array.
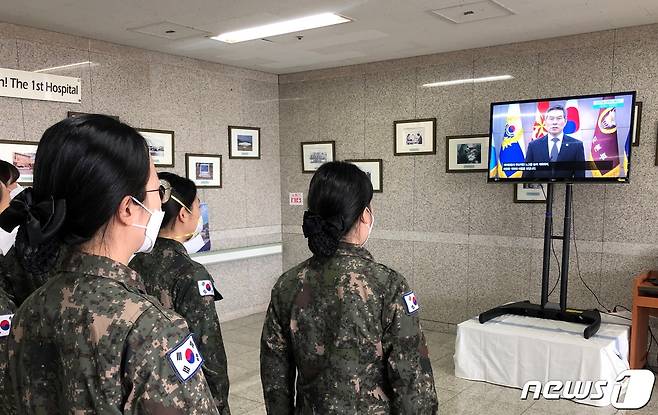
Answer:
[
  {"left": 260, "top": 161, "right": 438, "bottom": 414},
  {"left": 0, "top": 115, "right": 218, "bottom": 414},
  {"left": 0, "top": 160, "right": 19, "bottom": 415},
  {"left": 0, "top": 159, "right": 46, "bottom": 311},
  {"left": 130, "top": 172, "right": 231, "bottom": 414}
]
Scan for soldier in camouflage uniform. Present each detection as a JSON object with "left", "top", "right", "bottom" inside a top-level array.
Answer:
[
  {"left": 10, "top": 251, "right": 219, "bottom": 414},
  {"left": 131, "top": 172, "right": 230, "bottom": 414},
  {"left": 0, "top": 287, "right": 15, "bottom": 414},
  {"left": 261, "top": 161, "right": 438, "bottom": 414},
  {"left": 1, "top": 115, "right": 218, "bottom": 414},
  {"left": 0, "top": 160, "right": 61, "bottom": 312},
  {"left": 0, "top": 164, "right": 18, "bottom": 413}
]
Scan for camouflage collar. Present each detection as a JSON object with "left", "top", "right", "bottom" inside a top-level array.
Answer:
[
  {"left": 62, "top": 251, "right": 147, "bottom": 293},
  {"left": 335, "top": 241, "right": 373, "bottom": 261},
  {"left": 155, "top": 237, "right": 189, "bottom": 257}
]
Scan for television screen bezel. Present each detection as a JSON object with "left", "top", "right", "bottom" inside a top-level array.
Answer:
[{"left": 487, "top": 90, "right": 637, "bottom": 184}]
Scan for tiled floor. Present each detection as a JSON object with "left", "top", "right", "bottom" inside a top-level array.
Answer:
[{"left": 222, "top": 313, "right": 658, "bottom": 415}]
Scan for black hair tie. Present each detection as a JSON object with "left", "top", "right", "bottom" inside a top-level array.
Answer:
[{"left": 0, "top": 188, "right": 66, "bottom": 246}]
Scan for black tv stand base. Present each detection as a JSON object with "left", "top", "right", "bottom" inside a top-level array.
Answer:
[
  {"left": 478, "top": 184, "right": 600, "bottom": 339},
  {"left": 478, "top": 301, "right": 602, "bottom": 339}
]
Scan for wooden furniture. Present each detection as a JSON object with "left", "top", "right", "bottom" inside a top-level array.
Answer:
[{"left": 630, "top": 271, "right": 658, "bottom": 369}]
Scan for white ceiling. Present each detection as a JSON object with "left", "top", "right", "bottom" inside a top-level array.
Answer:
[{"left": 1, "top": 0, "right": 658, "bottom": 74}]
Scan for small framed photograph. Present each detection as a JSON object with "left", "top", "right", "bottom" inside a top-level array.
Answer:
[
  {"left": 394, "top": 118, "right": 436, "bottom": 156},
  {"left": 136, "top": 128, "right": 175, "bottom": 167},
  {"left": 67, "top": 111, "right": 119, "bottom": 121},
  {"left": 228, "top": 126, "right": 261, "bottom": 159},
  {"left": 301, "top": 141, "right": 335, "bottom": 173},
  {"left": 632, "top": 101, "right": 642, "bottom": 147},
  {"left": 0, "top": 140, "right": 38, "bottom": 185},
  {"left": 514, "top": 183, "right": 547, "bottom": 203},
  {"left": 446, "top": 134, "right": 489, "bottom": 173},
  {"left": 185, "top": 153, "right": 222, "bottom": 188},
  {"left": 346, "top": 159, "right": 383, "bottom": 193}
]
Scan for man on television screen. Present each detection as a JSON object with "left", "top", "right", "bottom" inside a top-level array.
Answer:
[{"left": 523, "top": 105, "right": 585, "bottom": 179}]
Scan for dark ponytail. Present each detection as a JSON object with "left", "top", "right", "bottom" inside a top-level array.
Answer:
[
  {"left": 303, "top": 161, "right": 373, "bottom": 257},
  {"left": 0, "top": 114, "right": 150, "bottom": 275}
]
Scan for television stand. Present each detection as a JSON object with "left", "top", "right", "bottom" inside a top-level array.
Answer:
[{"left": 478, "top": 183, "right": 601, "bottom": 339}]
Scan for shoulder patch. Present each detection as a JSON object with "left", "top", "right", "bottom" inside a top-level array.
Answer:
[
  {"left": 0, "top": 314, "right": 13, "bottom": 337},
  {"left": 402, "top": 291, "right": 420, "bottom": 315},
  {"left": 166, "top": 334, "right": 204, "bottom": 383},
  {"left": 197, "top": 280, "right": 215, "bottom": 296}
]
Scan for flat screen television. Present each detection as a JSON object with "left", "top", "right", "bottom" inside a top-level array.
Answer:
[{"left": 487, "top": 91, "right": 636, "bottom": 183}]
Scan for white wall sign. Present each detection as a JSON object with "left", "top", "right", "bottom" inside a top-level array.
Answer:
[
  {"left": 0, "top": 67, "right": 81, "bottom": 103},
  {"left": 289, "top": 193, "right": 303, "bottom": 206}
]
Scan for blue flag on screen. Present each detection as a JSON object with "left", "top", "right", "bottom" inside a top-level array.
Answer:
[
  {"left": 499, "top": 103, "right": 526, "bottom": 178},
  {"left": 489, "top": 139, "right": 497, "bottom": 177}
]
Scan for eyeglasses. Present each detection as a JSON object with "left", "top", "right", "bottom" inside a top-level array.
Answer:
[{"left": 145, "top": 179, "right": 172, "bottom": 203}]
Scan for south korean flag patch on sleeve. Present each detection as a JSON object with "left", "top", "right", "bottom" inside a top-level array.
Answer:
[
  {"left": 197, "top": 280, "right": 215, "bottom": 296},
  {"left": 167, "top": 334, "right": 204, "bottom": 382},
  {"left": 0, "top": 314, "right": 13, "bottom": 337},
  {"left": 402, "top": 291, "right": 420, "bottom": 315}
]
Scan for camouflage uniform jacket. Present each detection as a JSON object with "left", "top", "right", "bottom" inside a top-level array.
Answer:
[
  {"left": 8, "top": 250, "right": 219, "bottom": 415},
  {"left": 130, "top": 237, "right": 230, "bottom": 415},
  {"left": 260, "top": 242, "right": 438, "bottom": 414},
  {"left": 0, "top": 287, "right": 15, "bottom": 414}
]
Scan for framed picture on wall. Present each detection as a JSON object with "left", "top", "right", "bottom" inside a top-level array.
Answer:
[
  {"left": 185, "top": 153, "right": 222, "bottom": 188},
  {"left": 228, "top": 126, "right": 261, "bottom": 159},
  {"left": 136, "top": 128, "right": 175, "bottom": 167},
  {"left": 514, "top": 183, "right": 547, "bottom": 203},
  {"left": 346, "top": 159, "right": 383, "bottom": 192},
  {"left": 67, "top": 111, "right": 120, "bottom": 121},
  {"left": 445, "top": 134, "right": 489, "bottom": 173},
  {"left": 631, "top": 101, "right": 642, "bottom": 147},
  {"left": 0, "top": 139, "right": 38, "bottom": 185},
  {"left": 301, "top": 141, "right": 335, "bottom": 173},
  {"left": 394, "top": 118, "right": 436, "bottom": 155}
]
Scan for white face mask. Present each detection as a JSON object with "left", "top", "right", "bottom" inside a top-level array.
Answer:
[
  {"left": 182, "top": 216, "right": 204, "bottom": 254},
  {"left": 360, "top": 207, "right": 374, "bottom": 248},
  {"left": 183, "top": 233, "right": 206, "bottom": 254},
  {"left": 0, "top": 226, "right": 18, "bottom": 255},
  {"left": 191, "top": 216, "right": 203, "bottom": 239},
  {"left": 9, "top": 184, "right": 23, "bottom": 200},
  {"left": 131, "top": 197, "right": 165, "bottom": 254}
]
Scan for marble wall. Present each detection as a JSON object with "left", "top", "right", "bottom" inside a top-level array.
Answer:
[
  {"left": 3, "top": 18, "right": 658, "bottom": 342},
  {"left": 279, "top": 24, "right": 658, "bottom": 336},
  {"left": 0, "top": 22, "right": 282, "bottom": 321}
]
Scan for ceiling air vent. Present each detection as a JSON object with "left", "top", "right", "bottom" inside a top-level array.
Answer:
[
  {"left": 431, "top": 0, "right": 513, "bottom": 24},
  {"left": 128, "top": 21, "right": 210, "bottom": 40}
]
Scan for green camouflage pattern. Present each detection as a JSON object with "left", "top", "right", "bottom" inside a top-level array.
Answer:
[
  {"left": 0, "top": 287, "right": 15, "bottom": 414},
  {"left": 8, "top": 250, "right": 219, "bottom": 414},
  {"left": 130, "top": 237, "right": 230, "bottom": 414},
  {"left": 261, "top": 242, "right": 438, "bottom": 414}
]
